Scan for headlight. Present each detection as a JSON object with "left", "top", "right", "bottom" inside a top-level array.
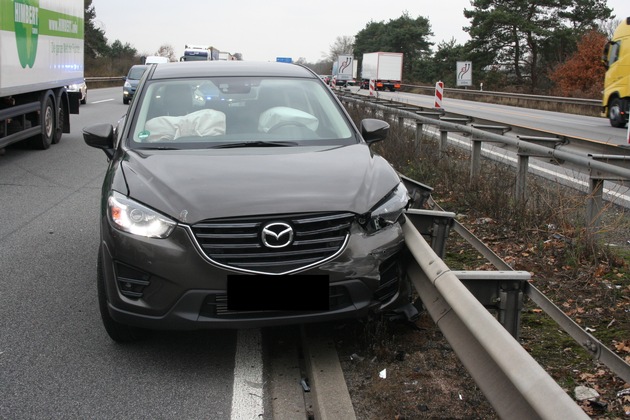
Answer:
[
  {"left": 366, "top": 183, "right": 409, "bottom": 232},
  {"left": 107, "top": 191, "right": 176, "bottom": 238},
  {"left": 124, "top": 81, "right": 131, "bottom": 88}
]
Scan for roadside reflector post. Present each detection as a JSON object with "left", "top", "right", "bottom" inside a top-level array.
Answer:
[{"left": 434, "top": 80, "right": 444, "bottom": 109}]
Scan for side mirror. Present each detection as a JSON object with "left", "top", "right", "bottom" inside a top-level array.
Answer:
[
  {"left": 83, "top": 123, "right": 115, "bottom": 159},
  {"left": 360, "top": 118, "right": 390, "bottom": 144}
]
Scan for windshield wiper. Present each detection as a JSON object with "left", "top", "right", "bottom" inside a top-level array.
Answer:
[
  {"left": 135, "top": 146, "right": 180, "bottom": 150},
  {"left": 210, "top": 141, "right": 298, "bottom": 149}
]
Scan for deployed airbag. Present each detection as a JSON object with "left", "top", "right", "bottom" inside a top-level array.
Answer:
[
  {"left": 258, "top": 106, "right": 319, "bottom": 132},
  {"left": 143, "top": 109, "right": 226, "bottom": 142}
]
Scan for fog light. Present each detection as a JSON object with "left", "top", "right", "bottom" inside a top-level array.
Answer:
[{"left": 115, "top": 262, "right": 151, "bottom": 299}]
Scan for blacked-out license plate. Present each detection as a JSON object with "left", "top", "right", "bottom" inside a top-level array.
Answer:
[{"left": 227, "top": 275, "right": 329, "bottom": 311}]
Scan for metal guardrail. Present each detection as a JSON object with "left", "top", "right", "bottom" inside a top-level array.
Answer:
[
  {"left": 399, "top": 84, "right": 602, "bottom": 117},
  {"left": 401, "top": 84, "right": 601, "bottom": 107},
  {"left": 339, "top": 93, "right": 630, "bottom": 233},
  {"left": 372, "top": 95, "right": 630, "bottom": 380},
  {"left": 85, "top": 76, "right": 124, "bottom": 83},
  {"left": 403, "top": 212, "right": 590, "bottom": 419},
  {"left": 338, "top": 93, "right": 630, "bottom": 417},
  {"left": 443, "top": 205, "right": 630, "bottom": 385}
]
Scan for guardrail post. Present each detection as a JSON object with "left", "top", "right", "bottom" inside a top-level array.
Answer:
[
  {"left": 439, "top": 129, "right": 449, "bottom": 158},
  {"left": 516, "top": 154, "right": 529, "bottom": 203},
  {"left": 515, "top": 136, "right": 565, "bottom": 204},
  {"left": 499, "top": 285, "right": 524, "bottom": 338},
  {"left": 415, "top": 121, "right": 423, "bottom": 151},
  {"left": 453, "top": 272, "right": 529, "bottom": 338},
  {"left": 405, "top": 208, "right": 455, "bottom": 258},
  {"left": 471, "top": 140, "right": 482, "bottom": 178},
  {"left": 587, "top": 154, "right": 630, "bottom": 236},
  {"left": 413, "top": 111, "right": 443, "bottom": 153},
  {"left": 396, "top": 107, "right": 418, "bottom": 130},
  {"left": 586, "top": 177, "right": 605, "bottom": 235},
  {"left": 398, "top": 115, "right": 405, "bottom": 129},
  {"left": 470, "top": 125, "right": 511, "bottom": 180},
  {"left": 438, "top": 117, "right": 470, "bottom": 159}
]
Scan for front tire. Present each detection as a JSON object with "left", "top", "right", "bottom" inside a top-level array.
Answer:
[
  {"left": 608, "top": 98, "right": 627, "bottom": 128},
  {"left": 97, "top": 249, "right": 149, "bottom": 342}
]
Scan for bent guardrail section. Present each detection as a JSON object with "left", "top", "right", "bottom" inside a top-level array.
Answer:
[{"left": 403, "top": 213, "right": 590, "bottom": 419}]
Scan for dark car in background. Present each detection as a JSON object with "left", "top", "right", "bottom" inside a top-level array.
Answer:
[
  {"left": 122, "top": 64, "right": 148, "bottom": 104},
  {"left": 84, "top": 61, "right": 413, "bottom": 342}
]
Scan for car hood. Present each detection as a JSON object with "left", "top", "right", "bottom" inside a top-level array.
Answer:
[{"left": 120, "top": 144, "right": 401, "bottom": 223}]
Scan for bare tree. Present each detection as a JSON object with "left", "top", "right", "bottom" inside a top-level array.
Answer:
[
  {"left": 328, "top": 36, "right": 355, "bottom": 61},
  {"left": 599, "top": 18, "right": 621, "bottom": 39},
  {"left": 155, "top": 44, "right": 176, "bottom": 62}
]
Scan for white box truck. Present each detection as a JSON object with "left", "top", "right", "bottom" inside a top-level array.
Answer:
[
  {"left": 1, "top": 0, "right": 84, "bottom": 151},
  {"left": 180, "top": 44, "right": 220, "bottom": 62},
  {"left": 145, "top": 56, "right": 169, "bottom": 64},
  {"left": 332, "top": 54, "right": 355, "bottom": 87},
  {"left": 360, "top": 52, "right": 403, "bottom": 92}
]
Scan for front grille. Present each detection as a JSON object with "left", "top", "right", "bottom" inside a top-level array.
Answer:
[{"left": 190, "top": 212, "right": 355, "bottom": 274}]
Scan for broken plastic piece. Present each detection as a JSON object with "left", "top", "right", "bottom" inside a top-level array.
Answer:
[{"left": 300, "top": 378, "right": 310, "bottom": 392}]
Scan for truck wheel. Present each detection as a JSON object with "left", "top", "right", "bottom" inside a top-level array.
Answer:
[
  {"left": 608, "top": 98, "right": 627, "bottom": 128},
  {"left": 29, "top": 93, "right": 55, "bottom": 149},
  {"left": 53, "top": 97, "right": 64, "bottom": 144}
]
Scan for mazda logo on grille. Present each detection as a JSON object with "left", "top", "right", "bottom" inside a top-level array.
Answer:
[{"left": 261, "top": 222, "right": 294, "bottom": 248}]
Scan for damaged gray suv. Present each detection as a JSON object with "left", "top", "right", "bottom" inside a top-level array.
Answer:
[{"left": 84, "top": 61, "right": 413, "bottom": 342}]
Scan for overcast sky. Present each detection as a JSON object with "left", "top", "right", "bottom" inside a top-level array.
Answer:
[{"left": 90, "top": 0, "right": 628, "bottom": 62}]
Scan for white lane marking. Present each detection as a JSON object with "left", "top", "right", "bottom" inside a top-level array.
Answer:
[
  {"left": 231, "top": 328, "right": 264, "bottom": 419},
  {"left": 91, "top": 99, "right": 115, "bottom": 104}
]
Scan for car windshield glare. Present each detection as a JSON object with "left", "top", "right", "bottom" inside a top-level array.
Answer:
[
  {"left": 129, "top": 77, "right": 355, "bottom": 147},
  {"left": 128, "top": 67, "right": 147, "bottom": 80}
]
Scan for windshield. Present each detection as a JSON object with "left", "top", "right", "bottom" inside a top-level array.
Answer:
[
  {"left": 128, "top": 66, "right": 147, "bottom": 80},
  {"left": 127, "top": 77, "right": 355, "bottom": 148}
]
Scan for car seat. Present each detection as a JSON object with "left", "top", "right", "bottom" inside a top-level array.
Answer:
[{"left": 162, "top": 84, "right": 193, "bottom": 117}]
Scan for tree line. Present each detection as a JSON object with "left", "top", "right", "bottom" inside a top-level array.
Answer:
[{"left": 84, "top": 0, "right": 618, "bottom": 98}]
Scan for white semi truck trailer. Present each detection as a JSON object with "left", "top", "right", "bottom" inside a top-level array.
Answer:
[
  {"left": 0, "top": 0, "right": 84, "bottom": 152},
  {"left": 360, "top": 52, "right": 403, "bottom": 92}
]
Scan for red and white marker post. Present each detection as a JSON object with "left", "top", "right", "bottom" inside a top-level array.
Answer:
[
  {"left": 434, "top": 80, "right": 444, "bottom": 109},
  {"left": 369, "top": 79, "right": 375, "bottom": 97}
]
